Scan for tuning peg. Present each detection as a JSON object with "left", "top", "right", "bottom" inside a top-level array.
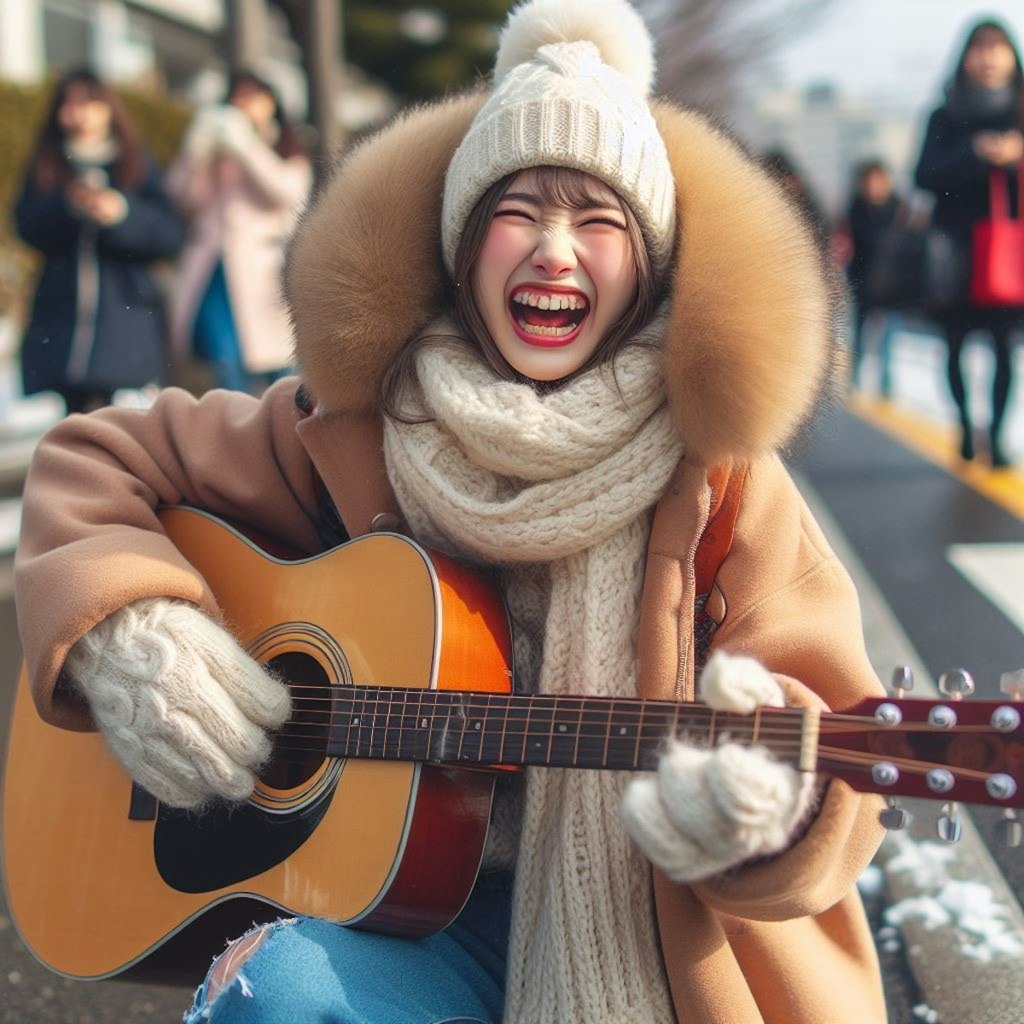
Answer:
[
  {"left": 937, "top": 802, "right": 962, "bottom": 843},
  {"left": 890, "top": 666, "right": 914, "bottom": 699},
  {"left": 938, "top": 669, "right": 975, "bottom": 701},
  {"left": 879, "top": 797, "right": 912, "bottom": 831},
  {"left": 996, "top": 810, "right": 1022, "bottom": 849},
  {"left": 1000, "top": 670, "right": 1024, "bottom": 702}
]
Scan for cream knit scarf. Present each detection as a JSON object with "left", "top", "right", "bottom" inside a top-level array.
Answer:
[{"left": 383, "top": 315, "right": 683, "bottom": 1024}]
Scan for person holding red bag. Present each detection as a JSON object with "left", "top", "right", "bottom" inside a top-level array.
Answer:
[{"left": 914, "top": 19, "right": 1024, "bottom": 468}]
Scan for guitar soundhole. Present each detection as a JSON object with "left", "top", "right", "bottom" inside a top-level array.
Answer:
[{"left": 262, "top": 653, "right": 332, "bottom": 790}]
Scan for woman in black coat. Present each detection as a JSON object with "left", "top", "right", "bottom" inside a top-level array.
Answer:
[
  {"left": 914, "top": 19, "right": 1024, "bottom": 466},
  {"left": 15, "top": 69, "right": 185, "bottom": 414}
]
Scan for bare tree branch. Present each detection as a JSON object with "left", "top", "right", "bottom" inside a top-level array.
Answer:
[{"left": 638, "top": 0, "right": 835, "bottom": 116}]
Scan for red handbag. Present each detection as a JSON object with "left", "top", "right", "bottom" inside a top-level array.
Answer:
[{"left": 970, "top": 164, "right": 1024, "bottom": 306}]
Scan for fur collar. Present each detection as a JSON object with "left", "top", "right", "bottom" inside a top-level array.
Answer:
[{"left": 285, "top": 91, "right": 840, "bottom": 466}]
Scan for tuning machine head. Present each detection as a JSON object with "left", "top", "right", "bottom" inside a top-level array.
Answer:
[
  {"left": 937, "top": 802, "right": 962, "bottom": 843},
  {"left": 996, "top": 810, "right": 1022, "bottom": 849},
  {"left": 879, "top": 796, "right": 912, "bottom": 831},
  {"left": 938, "top": 669, "right": 975, "bottom": 701},
  {"left": 1000, "top": 669, "right": 1024, "bottom": 702},
  {"left": 890, "top": 666, "right": 914, "bottom": 699}
]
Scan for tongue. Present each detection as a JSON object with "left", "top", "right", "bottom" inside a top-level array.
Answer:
[{"left": 521, "top": 306, "right": 576, "bottom": 329}]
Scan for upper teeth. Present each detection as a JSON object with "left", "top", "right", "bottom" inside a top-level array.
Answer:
[{"left": 512, "top": 290, "right": 585, "bottom": 311}]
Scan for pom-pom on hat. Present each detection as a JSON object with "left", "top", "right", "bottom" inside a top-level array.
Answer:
[{"left": 441, "top": 0, "right": 676, "bottom": 281}]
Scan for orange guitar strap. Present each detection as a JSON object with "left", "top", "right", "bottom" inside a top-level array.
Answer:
[{"left": 693, "top": 463, "right": 746, "bottom": 672}]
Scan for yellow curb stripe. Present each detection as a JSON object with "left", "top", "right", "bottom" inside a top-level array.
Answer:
[{"left": 847, "top": 395, "right": 1024, "bottom": 521}]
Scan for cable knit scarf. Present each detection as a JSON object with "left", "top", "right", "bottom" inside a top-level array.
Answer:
[{"left": 383, "top": 315, "right": 684, "bottom": 1024}]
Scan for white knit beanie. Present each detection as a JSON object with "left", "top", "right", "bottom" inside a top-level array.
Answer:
[{"left": 441, "top": 0, "right": 677, "bottom": 281}]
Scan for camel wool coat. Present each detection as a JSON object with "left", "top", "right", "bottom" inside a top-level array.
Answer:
[{"left": 16, "top": 92, "right": 887, "bottom": 1024}]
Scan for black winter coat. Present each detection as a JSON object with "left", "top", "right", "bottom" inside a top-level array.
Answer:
[
  {"left": 15, "top": 158, "right": 185, "bottom": 397},
  {"left": 845, "top": 194, "right": 899, "bottom": 305}
]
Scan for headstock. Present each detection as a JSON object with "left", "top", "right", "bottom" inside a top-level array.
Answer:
[{"left": 816, "top": 666, "right": 1024, "bottom": 845}]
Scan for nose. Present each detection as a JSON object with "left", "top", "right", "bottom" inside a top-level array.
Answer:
[{"left": 531, "top": 228, "right": 577, "bottom": 277}]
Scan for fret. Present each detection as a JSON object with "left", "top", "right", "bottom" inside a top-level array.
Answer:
[
  {"left": 525, "top": 699, "right": 555, "bottom": 765},
  {"left": 392, "top": 690, "right": 404, "bottom": 761},
  {"left": 578, "top": 701, "right": 615, "bottom": 769},
  {"left": 547, "top": 698, "right": 582, "bottom": 767},
  {"left": 520, "top": 699, "right": 533, "bottom": 764},
  {"left": 571, "top": 701, "right": 585, "bottom": 766},
  {"left": 413, "top": 689, "right": 430, "bottom": 762},
  {"left": 458, "top": 694, "right": 488, "bottom": 763},
  {"left": 497, "top": 693, "right": 511, "bottom": 764},
  {"left": 605, "top": 699, "right": 642, "bottom": 770},
  {"left": 632, "top": 699, "right": 646, "bottom": 769},
  {"left": 753, "top": 706, "right": 762, "bottom": 747},
  {"left": 381, "top": 691, "right": 395, "bottom": 758}
]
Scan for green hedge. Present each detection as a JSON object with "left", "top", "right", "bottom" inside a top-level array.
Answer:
[{"left": 0, "top": 79, "right": 192, "bottom": 319}]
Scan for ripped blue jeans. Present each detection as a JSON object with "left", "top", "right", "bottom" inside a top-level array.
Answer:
[{"left": 184, "top": 871, "right": 512, "bottom": 1024}]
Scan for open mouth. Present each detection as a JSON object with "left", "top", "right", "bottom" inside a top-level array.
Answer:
[{"left": 508, "top": 287, "right": 590, "bottom": 347}]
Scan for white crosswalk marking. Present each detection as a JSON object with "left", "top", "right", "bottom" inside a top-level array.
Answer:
[{"left": 947, "top": 544, "right": 1024, "bottom": 637}]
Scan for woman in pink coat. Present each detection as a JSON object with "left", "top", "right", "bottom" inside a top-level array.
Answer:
[{"left": 167, "top": 72, "right": 312, "bottom": 393}]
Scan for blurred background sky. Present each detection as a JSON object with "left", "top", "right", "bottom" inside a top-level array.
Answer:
[{"left": 774, "top": 0, "right": 1024, "bottom": 104}]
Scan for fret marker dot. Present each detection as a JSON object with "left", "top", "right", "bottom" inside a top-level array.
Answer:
[
  {"left": 420, "top": 718, "right": 428, "bottom": 728},
  {"left": 619, "top": 727, "right": 627, "bottom": 736},
  {"left": 474, "top": 722, "right": 482, "bottom": 730},
  {"left": 558, "top": 724, "right": 567, "bottom": 733},
  {"left": 353, "top": 718, "right": 360, "bottom": 726}
]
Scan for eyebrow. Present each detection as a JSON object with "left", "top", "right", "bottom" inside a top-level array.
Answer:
[{"left": 497, "top": 191, "right": 624, "bottom": 212}]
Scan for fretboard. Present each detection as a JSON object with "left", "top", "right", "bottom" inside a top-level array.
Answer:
[{"left": 318, "top": 687, "right": 817, "bottom": 772}]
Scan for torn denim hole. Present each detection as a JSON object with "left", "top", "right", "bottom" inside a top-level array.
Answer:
[{"left": 184, "top": 917, "right": 298, "bottom": 1023}]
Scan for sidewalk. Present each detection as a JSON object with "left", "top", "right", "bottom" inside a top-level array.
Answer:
[{"left": 799, "top": 472, "right": 1024, "bottom": 1024}]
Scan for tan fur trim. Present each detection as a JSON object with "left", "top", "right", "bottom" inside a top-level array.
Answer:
[
  {"left": 285, "top": 92, "right": 485, "bottom": 414},
  {"left": 285, "top": 94, "right": 838, "bottom": 463},
  {"left": 653, "top": 103, "right": 837, "bottom": 465}
]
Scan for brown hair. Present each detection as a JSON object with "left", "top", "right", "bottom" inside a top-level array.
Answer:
[
  {"left": 28, "top": 68, "right": 147, "bottom": 192},
  {"left": 227, "top": 70, "right": 307, "bottom": 160},
  {"left": 381, "top": 166, "right": 657, "bottom": 421}
]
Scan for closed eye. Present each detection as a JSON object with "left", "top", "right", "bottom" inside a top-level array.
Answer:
[
  {"left": 579, "top": 217, "right": 627, "bottom": 230},
  {"left": 494, "top": 208, "right": 536, "bottom": 222}
]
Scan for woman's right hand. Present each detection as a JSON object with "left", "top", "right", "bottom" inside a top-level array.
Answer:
[
  {"left": 64, "top": 598, "right": 292, "bottom": 809},
  {"left": 972, "top": 130, "right": 1024, "bottom": 167}
]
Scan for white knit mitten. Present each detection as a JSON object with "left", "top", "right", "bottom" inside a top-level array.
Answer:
[
  {"left": 64, "top": 598, "right": 291, "bottom": 809},
  {"left": 621, "top": 651, "right": 814, "bottom": 882}
]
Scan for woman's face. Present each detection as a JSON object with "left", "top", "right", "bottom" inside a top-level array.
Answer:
[
  {"left": 963, "top": 28, "right": 1018, "bottom": 89},
  {"left": 57, "top": 82, "right": 113, "bottom": 142},
  {"left": 229, "top": 83, "right": 277, "bottom": 130},
  {"left": 471, "top": 170, "right": 638, "bottom": 383}
]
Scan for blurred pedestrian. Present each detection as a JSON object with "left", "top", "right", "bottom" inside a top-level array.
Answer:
[
  {"left": 842, "top": 159, "right": 901, "bottom": 397},
  {"left": 914, "top": 19, "right": 1024, "bottom": 467},
  {"left": 14, "top": 69, "right": 185, "bottom": 414},
  {"left": 166, "top": 71, "right": 312, "bottom": 394}
]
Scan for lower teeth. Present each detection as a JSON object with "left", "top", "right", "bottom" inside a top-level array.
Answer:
[{"left": 516, "top": 317, "right": 578, "bottom": 337}]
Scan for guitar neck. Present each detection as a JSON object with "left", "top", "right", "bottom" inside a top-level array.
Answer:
[{"left": 315, "top": 687, "right": 816, "bottom": 772}]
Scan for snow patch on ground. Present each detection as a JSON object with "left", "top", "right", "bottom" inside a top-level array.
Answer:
[{"left": 883, "top": 834, "right": 1024, "bottom": 963}]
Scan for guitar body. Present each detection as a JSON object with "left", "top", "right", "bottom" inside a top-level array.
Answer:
[{"left": 3, "top": 507, "right": 513, "bottom": 980}]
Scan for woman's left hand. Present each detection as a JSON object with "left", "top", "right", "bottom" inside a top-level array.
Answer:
[
  {"left": 620, "top": 651, "right": 816, "bottom": 883},
  {"left": 68, "top": 183, "right": 128, "bottom": 226}
]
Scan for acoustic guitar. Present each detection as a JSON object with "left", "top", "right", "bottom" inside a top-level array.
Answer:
[{"left": 3, "top": 506, "right": 1022, "bottom": 982}]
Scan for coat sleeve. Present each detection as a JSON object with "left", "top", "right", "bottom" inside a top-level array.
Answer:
[
  {"left": 14, "top": 178, "right": 82, "bottom": 256},
  {"left": 231, "top": 145, "right": 312, "bottom": 210},
  {"left": 96, "top": 161, "right": 186, "bottom": 261},
  {"left": 14, "top": 378, "right": 323, "bottom": 731},
  {"left": 689, "top": 458, "right": 886, "bottom": 922},
  {"left": 914, "top": 108, "right": 991, "bottom": 194}
]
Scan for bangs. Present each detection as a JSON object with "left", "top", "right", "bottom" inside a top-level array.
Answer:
[{"left": 528, "top": 166, "right": 624, "bottom": 213}]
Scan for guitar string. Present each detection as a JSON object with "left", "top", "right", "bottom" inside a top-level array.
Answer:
[{"left": 260, "top": 741, "right": 1003, "bottom": 787}]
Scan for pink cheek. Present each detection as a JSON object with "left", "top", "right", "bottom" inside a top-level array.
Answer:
[{"left": 479, "top": 222, "right": 529, "bottom": 270}]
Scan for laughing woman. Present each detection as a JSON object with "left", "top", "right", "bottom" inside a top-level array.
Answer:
[{"left": 15, "top": 2, "right": 887, "bottom": 1022}]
